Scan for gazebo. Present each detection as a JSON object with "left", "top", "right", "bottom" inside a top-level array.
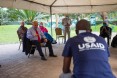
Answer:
[
  {"left": 0, "top": 0, "right": 117, "bottom": 14},
  {"left": 0, "top": 0, "right": 117, "bottom": 34}
]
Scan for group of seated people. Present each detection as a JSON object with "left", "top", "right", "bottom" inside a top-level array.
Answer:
[
  {"left": 17, "top": 21, "right": 57, "bottom": 61},
  {"left": 17, "top": 20, "right": 115, "bottom": 61}
]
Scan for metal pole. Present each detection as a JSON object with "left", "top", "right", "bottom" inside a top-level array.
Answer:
[
  {"left": 50, "top": 0, "right": 57, "bottom": 36},
  {"left": 50, "top": 6, "right": 53, "bottom": 36}
]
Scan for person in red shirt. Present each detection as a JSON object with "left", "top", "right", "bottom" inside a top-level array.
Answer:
[
  {"left": 39, "top": 22, "right": 57, "bottom": 44},
  {"left": 39, "top": 22, "right": 48, "bottom": 33}
]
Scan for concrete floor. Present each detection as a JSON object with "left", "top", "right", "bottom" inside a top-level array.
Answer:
[{"left": 0, "top": 43, "right": 117, "bottom": 78}]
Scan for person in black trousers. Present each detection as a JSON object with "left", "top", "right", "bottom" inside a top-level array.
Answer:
[
  {"left": 27, "top": 21, "right": 57, "bottom": 61},
  {"left": 99, "top": 22, "right": 112, "bottom": 46}
]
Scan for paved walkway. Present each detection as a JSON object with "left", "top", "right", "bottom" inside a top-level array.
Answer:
[
  {"left": 0, "top": 43, "right": 117, "bottom": 78},
  {"left": 0, "top": 44, "right": 63, "bottom": 78}
]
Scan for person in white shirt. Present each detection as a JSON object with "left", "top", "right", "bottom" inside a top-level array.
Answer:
[{"left": 27, "top": 21, "right": 57, "bottom": 61}]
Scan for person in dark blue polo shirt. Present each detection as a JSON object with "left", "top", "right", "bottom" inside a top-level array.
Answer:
[{"left": 62, "top": 19, "right": 116, "bottom": 78}]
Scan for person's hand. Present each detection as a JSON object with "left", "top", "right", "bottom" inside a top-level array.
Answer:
[
  {"left": 44, "top": 38, "right": 48, "bottom": 42},
  {"left": 35, "top": 34, "right": 38, "bottom": 37}
]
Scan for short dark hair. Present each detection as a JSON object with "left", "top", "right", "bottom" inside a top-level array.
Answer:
[{"left": 76, "top": 19, "right": 91, "bottom": 30}]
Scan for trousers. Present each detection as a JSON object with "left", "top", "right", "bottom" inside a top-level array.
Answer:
[{"left": 64, "top": 27, "right": 70, "bottom": 43}]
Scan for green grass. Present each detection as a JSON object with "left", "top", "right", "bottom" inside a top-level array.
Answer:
[
  {"left": 0, "top": 25, "right": 31, "bottom": 44},
  {"left": 0, "top": 24, "right": 117, "bottom": 44}
]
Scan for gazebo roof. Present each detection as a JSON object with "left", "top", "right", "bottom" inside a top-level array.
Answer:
[{"left": 0, "top": 0, "right": 117, "bottom": 14}]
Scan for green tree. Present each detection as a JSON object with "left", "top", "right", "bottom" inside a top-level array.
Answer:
[
  {"left": 7, "top": 9, "right": 38, "bottom": 24},
  {"left": 0, "top": 8, "right": 8, "bottom": 25}
]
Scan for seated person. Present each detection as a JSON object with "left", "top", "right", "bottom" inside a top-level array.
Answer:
[
  {"left": 39, "top": 22, "right": 57, "bottom": 44},
  {"left": 27, "top": 21, "right": 57, "bottom": 61},
  {"left": 99, "top": 22, "right": 112, "bottom": 46},
  {"left": 111, "top": 34, "right": 117, "bottom": 47},
  {"left": 17, "top": 21, "right": 27, "bottom": 52},
  {"left": 61, "top": 19, "right": 115, "bottom": 78}
]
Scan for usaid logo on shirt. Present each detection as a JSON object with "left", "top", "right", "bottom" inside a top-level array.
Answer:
[
  {"left": 84, "top": 36, "right": 96, "bottom": 43},
  {"left": 78, "top": 36, "right": 105, "bottom": 52}
]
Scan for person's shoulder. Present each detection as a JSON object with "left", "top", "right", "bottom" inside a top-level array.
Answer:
[
  {"left": 101, "top": 26, "right": 105, "bottom": 29},
  {"left": 67, "top": 36, "right": 78, "bottom": 43},
  {"left": 90, "top": 33, "right": 100, "bottom": 38},
  {"left": 91, "top": 33, "right": 105, "bottom": 41},
  {"left": 82, "top": 32, "right": 100, "bottom": 39},
  {"left": 100, "top": 26, "right": 103, "bottom": 28},
  {"left": 18, "top": 26, "right": 22, "bottom": 29},
  {"left": 44, "top": 26, "right": 47, "bottom": 29},
  {"left": 108, "top": 26, "right": 112, "bottom": 29},
  {"left": 17, "top": 26, "right": 22, "bottom": 31},
  {"left": 28, "top": 27, "right": 33, "bottom": 30}
]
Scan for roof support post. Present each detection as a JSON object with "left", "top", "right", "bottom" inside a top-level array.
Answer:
[
  {"left": 50, "top": 0, "right": 57, "bottom": 36},
  {"left": 50, "top": 6, "right": 53, "bottom": 36}
]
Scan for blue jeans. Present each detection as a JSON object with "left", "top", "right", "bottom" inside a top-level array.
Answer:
[{"left": 44, "top": 32, "right": 54, "bottom": 43}]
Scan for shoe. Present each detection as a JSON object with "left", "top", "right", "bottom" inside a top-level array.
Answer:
[
  {"left": 41, "top": 57, "right": 47, "bottom": 61},
  {"left": 52, "top": 40, "right": 57, "bottom": 44},
  {"left": 49, "top": 55, "right": 57, "bottom": 57},
  {"left": 25, "top": 52, "right": 28, "bottom": 56}
]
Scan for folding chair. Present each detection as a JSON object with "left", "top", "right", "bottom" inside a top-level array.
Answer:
[
  {"left": 28, "top": 43, "right": 47, "bottom": 58},
  {"left": 17, "top": 31, "right": 23, "bottom": 50},
  {"left": 18, "top": 39, "right": 22, "bottom": 50},
  {"left": 55, "top": 28, "right": 64, "bottom": 44}
]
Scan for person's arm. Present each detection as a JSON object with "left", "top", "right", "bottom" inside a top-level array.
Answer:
[
  {"left": 62, "top": 39, "right": 72, "bottom": 73},
  {"left": 63, "top": 57, "right": 72, "bottom": 73},
  {"left": 17, "top": 28, "right": 22, "bottom": 39},
  {"left": 27, "top": 29, "right": 34, "bottom": 39},
  {"left": 100, "top": 27, "right": 104, "bottom": 34},
  {"left": 39, "top": 28, "right": 46, "bottom": 39},
  {"left": 44, "top": 27, "right": 48, "bottom": 33},
  {"left": 100, "top": 27, "right": 108, "bottom": 36},
  {"left": 39, "top": 28, "right": 47, "bottom": 42}
]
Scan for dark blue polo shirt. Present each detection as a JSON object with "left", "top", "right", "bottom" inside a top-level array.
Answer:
[{"left": 62, "top": 32, "right": 116, "bottom": 78}]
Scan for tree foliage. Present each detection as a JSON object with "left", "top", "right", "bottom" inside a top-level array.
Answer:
[
  {"left": 0, "top": 7, "right": 117, "bottom": 25},
  {"left": 6, "top": 9, "right": 38, "bottom": 24}
]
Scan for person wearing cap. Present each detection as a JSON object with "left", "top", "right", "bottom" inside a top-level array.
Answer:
[
  {"left": 62, "top": 15, "right": 71, "bottom": 43},
  {"left": 61, "top": 19, "right": 115, "bottom": 78}
]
